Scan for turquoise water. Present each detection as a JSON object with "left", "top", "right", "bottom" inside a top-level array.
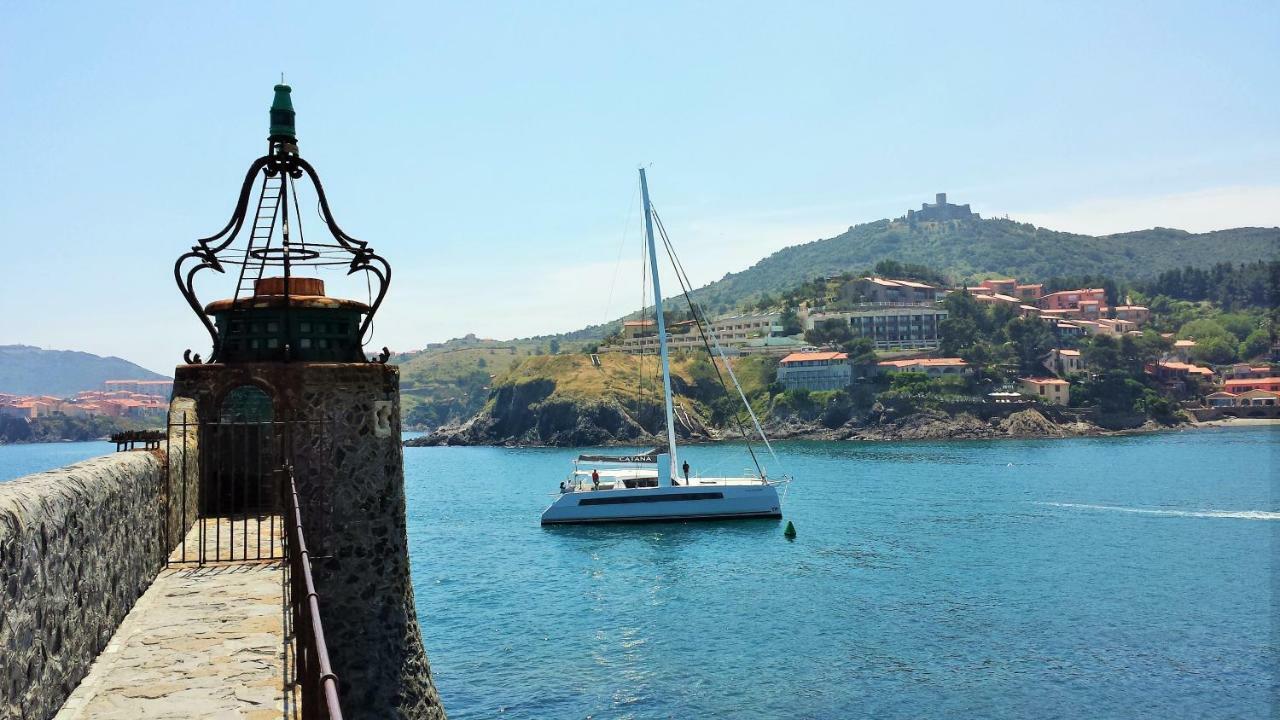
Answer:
[
  {"left": 404, "top": 427, "right": 1277, "bottom": 719},
  {"left": 2, "top": 429, "right": 1273, "bottom": 717},
  {"left": 0, "top": 440, "right": 108, "bottom": 481}
]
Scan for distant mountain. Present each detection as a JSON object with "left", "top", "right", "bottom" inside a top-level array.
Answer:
[
  {"left": 688, "top": 218, "right": 1279, "bottom": 314},
  {"left": 0, "top": 345, "right": 168, "bottom": 397},
  {"left": 552, "top": 216, "right": 1278, "bottom": 340}
]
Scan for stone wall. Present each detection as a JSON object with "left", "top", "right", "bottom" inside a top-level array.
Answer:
[{"left": 0, "top": 451, "right": 176, "bottom": 720}]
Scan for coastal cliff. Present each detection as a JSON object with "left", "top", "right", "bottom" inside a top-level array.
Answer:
[
  {"left": 412, "top": 355, "right": 720, "bottom": 447},
  {"left": 405, "top": 353, "right": 1173, "bottom": 447}
]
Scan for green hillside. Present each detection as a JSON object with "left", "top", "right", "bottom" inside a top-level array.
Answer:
[
  {"left": 396, "top": 336, "right": 593, "bottom": 429},
  {"left": 690, "top": 218, "right": 1279, "bottom": 314},
  {"left": 0, "top": 345, "right": 169, "bottom": 396}
]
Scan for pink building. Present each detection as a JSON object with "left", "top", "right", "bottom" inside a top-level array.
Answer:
[{"left": 1038, "top": 288, "right": 1108, "bottom": 312}]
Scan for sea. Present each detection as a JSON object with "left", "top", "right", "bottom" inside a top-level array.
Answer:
[{"left": 4, "top": 427, "right": 1276, "bottom": 718}]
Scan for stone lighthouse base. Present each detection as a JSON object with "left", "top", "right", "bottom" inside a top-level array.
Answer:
[{"left": 172, "top": 362, "right": 445, "bottom": 719}]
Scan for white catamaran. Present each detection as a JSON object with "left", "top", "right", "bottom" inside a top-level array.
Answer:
[{"left": 540, "top": 169, "right": 791, "bottom": 525}]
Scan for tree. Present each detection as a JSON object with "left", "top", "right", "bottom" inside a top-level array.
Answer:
[
  {"left": 1189, "top": 336, "right": 1238, "bottom": 365},
  {"left": 779, "top": 306, "right": 803, "bottom": 336},
  {"left": 1240, "top": 329, "right": 1272, "bottom": 360},
  {"left": 804, "top": 318, "right": 853, "bottom": 347},
  {"left": 839, "top": 337, "right": 878, "bottom": 367},
  {"left": 1082, "top": 335, "right": 1122, "bottom": 373},
  {"left": 549, "top": 339, "right": 561, "bottom": 354},
  {"left": 1178, "top": 319, "right": 1231, "bottom": 342},
  {"left": 1006, "top": 317, "right": 1055, "bottom": 376},
  {"left": 939, "top": 316, "right": 979, "bottom": 357},
  {"left": 1216, "top": 313, "right": 1259, "bottom": 342}
]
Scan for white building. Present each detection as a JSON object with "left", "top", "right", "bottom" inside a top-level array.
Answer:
[
  {"left": 805, "top": 304, "right": 948, "bottom": 351},
  {"left": 776, "top": 351, "right": 851, "bottom": 391},
  {"left": 603, "top": 312, "right": 784, "bottom": 354}
]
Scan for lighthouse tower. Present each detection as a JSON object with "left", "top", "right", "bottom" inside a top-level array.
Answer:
[{"left": 170, "top": 85, "right": 445, "bottom": 719}]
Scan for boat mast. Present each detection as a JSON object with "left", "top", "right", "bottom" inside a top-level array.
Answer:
[{"left": 639, "top": 168, "right": 679, "bottom": 481}]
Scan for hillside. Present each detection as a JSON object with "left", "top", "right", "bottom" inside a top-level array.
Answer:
[
  {"left": 0, "top": 345, "right": 168, "bottom": 396},
  {"left": 411, "top": 352, "right": 778, "bottom": 446},
  {"left": 688, "top": 218, "right": 1279, "bottom": 314},
  {"left": 395, "top": 335, "right": 596, "bottom": 429}
]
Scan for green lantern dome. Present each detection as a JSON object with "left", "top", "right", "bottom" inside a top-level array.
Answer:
[{"left": 269, "top": 83, "right": 296, "bottom": 142}]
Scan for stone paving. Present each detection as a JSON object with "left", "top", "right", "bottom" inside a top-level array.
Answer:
[
  {"left": 54, "top": 522, "right": 296, "bottom": 719},
  {"left": 168, "top": 515, "right": 285, "bottom": 565}
]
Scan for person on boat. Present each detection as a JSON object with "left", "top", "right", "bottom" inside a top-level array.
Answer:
[
  {"left": 682, "top": 460, "right": 690, "bottom": 485},
  {"left": 591, "top": 469, "right": 600, "bottom": 489}
]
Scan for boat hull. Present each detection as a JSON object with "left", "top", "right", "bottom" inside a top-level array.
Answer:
[{"left": 540, "top": 483, "right": 782, "bottom": 525}]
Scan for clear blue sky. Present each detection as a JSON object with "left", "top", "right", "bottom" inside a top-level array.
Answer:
[{"left": 1, "top": 2, "right": 1276, "bottom": 374}]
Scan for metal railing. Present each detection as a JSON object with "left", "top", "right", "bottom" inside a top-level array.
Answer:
[
  {"left": 280, "top": 463, "right": 344, "bottom": 720},
  {"left": 166, "top": 419, "right": 296, "bottom": 565}
]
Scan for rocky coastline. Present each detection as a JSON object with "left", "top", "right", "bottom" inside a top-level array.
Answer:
[{"left": 405, "top": 399, "right": 1190, "bottom": 448}]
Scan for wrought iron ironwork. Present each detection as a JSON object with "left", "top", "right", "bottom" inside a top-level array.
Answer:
[{"left": 175, "top": 86, "right": 390, "bottom": 364}]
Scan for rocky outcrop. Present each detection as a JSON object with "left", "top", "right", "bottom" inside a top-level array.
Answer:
[
  {"left": 0, "top": 452, "right": 170, "bottom": 720},
  {"left": 409, "top": 376, "right": 716, "bottom": 447}
]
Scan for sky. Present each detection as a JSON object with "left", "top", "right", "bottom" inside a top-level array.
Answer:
[{"left": 1, "top": 2, "right": 1276, "bottom": 374}]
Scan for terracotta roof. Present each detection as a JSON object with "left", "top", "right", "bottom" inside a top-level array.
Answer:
[
  {"left": 878, "top": 358, "right": 967, "bottom": 368},
  {"left": 1159, "top": 361, "right": 1214, "bottom": 374},
  {"left": 204, "top": 295, "right": 369, "bottom": 313},
  {"left": 1173, "top": 339, "right": 1197, "bottom": 348},
  {"left": 1020, "top": 377, "right": 1069, "bottom": 385},
  {"left": 780, "top": 351, "right": 847, "bottom": 364},
  {"left": 1224, "top": 377, "right": 1280, "bottom": 387},
  {"left": 1057, "top": 349, "right": 1081, "bottom": 356}
]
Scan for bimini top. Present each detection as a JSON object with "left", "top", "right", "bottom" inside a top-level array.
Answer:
[{"left": 576, "top": 449, "right": 663, "bottom": 464}]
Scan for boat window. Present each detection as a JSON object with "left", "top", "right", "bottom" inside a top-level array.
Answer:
[{"left": 578, "top": 492, "right": 724, "bottom": 506}]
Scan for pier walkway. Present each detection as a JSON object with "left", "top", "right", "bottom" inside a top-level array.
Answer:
[{"left": 54, "top": 521, "right": 294, "bottom": 720}]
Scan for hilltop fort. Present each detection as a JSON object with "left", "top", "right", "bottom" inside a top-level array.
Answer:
[{"left": 905, "top": 192, "right": 978, "bottom": 222}]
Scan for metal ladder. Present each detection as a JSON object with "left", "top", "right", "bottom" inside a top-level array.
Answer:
[{"left": 232, "top": 173, "right": 285, "bottom": 302}]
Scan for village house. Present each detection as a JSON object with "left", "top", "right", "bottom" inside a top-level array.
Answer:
[
  {"left": 877, "top": 357, "right": 970, "bottom": 377},
  {"left": 776, "top": 351, "right": 851, "bottom": 391},
  {"left": 1207, "top": 389, "right": 1280, "bottom": 408},
  {"left": 973, "top": 292, "right": 1022, "bottom": 308},
  {"left": 1112, "top": 305, "right": 1150, "bottom": 324},
  {"left": 1053, "top": 322, "right": 1086, "bottom": 338},
  {"left": 1018, "top": 377, "right": 1070, "bottom": 404},
  {"left": 843, "top": 277, "right": 944, "bottom": 305},
  {"left": 1015, "top": 283, "right": 1045, "bottom": 301},
  {"left": 1038, "top": 288, "right": 1108, "bottom": 313},
  {"left": 1205, "top": 391, "right": 1240, "bottom": 408},
  {"left": 1043, "top": 348, "right": 1085, "bottom": 376},
  {"left": 979, "top": 278, "right": 1018, "bottom": 295},
  {"left": 1171, "top": 339, "right": 1197, "bottom": 361},
  {"left": 1222, "top": 377, "right": 1280, "bottom": 394},
  {"left": 1220, "top": 364, "right": 1275, "bottom": 380}
]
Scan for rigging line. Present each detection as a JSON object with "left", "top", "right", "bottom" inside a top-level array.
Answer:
[
  {"left": 637, "top": 206, "right": 649, "bottom": 419},
  {"left": 650, "top": 209, "right": 780, "bottom": 469},
  {"left": 651, "top": 206, "right": 765, "bottom": 480},
  {"left": 602, "top": 183, "right": 640, "bottom": 330},
  {"left": 653, "top": 206, "right": 781, "bottom": 478}
]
